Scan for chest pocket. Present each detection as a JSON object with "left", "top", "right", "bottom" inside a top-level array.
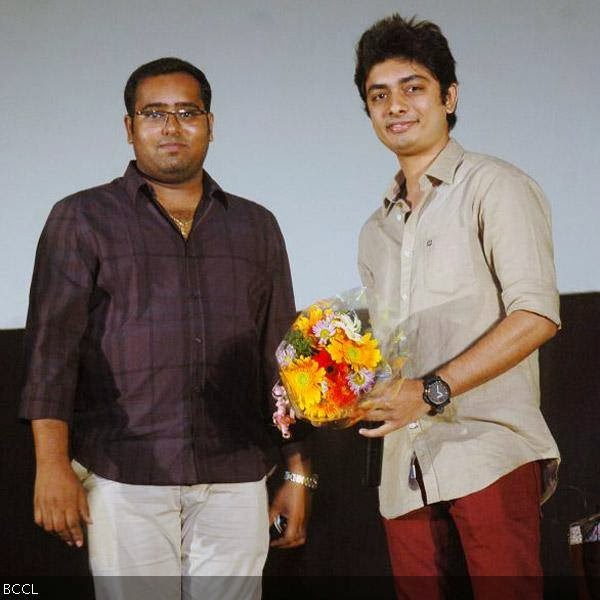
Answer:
[{"left": 422, "top": 229, "right": 475, "bottom": 295}]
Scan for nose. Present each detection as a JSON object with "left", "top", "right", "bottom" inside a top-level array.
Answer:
[
  {"left": 162, "top": 112, "right": 182, "bottom": 134},
  {"left": 388, "top": 89, "right": 408, "bottom": 115}
]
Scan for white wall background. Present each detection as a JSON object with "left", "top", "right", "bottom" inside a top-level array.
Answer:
[{"left": 2, "top": 0, "right": 599, "bottom": 328}]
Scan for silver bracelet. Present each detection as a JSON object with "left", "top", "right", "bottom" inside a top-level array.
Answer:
[{"left": 283, "top": 470, "right": 319, "bottom": 489}]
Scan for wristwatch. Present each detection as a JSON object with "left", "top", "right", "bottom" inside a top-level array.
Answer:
[
  {"left": 283, "top": 470, "right": 319, "bottom": 490},
  {"left": 422, "top": 374, "right": 451, "bottom": 414}
]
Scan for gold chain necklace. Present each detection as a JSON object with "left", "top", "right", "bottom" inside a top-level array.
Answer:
[{"left": 169, "top": 215, "right": 193, "bottom": 239}]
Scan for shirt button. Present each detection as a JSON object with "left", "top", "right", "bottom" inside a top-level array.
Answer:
[
  {"left": 408, "top": 422, "right": 419, "bottom": 429},
  {"left": 401, "top": 294, "right": 408, "bottom": 302},
  {"left": 403, "top": 249, "right": 412, "bottom": 258},
  {"left": 195, "top": 337, "right": 203, "bottom": 344},
  {"left": 396, "top": 213, "right": 403, "bottom": 221}
]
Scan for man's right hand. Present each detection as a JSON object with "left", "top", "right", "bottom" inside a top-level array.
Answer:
[
  {"left": 31, "top": 419, "right": 92, "bottom": 548},
  {"left": 34, "top": 462, "right": 92, "bottom": 547}
]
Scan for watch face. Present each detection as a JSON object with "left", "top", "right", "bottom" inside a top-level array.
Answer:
[{"left": 428, "top": 380, "right": 450, "bottom": 405}]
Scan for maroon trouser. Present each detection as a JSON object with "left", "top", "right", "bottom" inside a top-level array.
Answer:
[{"left": 383, "top": 461, "right": 543, "bottom": 600}]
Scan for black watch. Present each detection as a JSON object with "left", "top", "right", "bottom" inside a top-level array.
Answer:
[{"left": 422, "top": 374, "right": 451, "bottom": 414}]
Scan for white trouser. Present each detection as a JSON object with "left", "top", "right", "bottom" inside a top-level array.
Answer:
[{"left": 72, "top": 461, "right": 269, "bottom": 600}]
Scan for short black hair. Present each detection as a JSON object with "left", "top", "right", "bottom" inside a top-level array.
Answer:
[
  {"left": 354, "top": 14, "right": 458, "bottom": 129},
  {"left": 124, "top": 57, "right": 212, "bottom": 116}
]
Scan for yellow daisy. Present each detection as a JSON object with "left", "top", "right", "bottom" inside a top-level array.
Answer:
[
  {"left": 305, "top": 397, "right": 344, "bottom": 422},
  {"left": 292, "top": 304, "right": 333, "bottom": 337},
  {"left": 293, "top": 314, "right": 311, "bottom": 337},
  {"left": 281, "top": 357, "right": 326, "bottom": 412}
]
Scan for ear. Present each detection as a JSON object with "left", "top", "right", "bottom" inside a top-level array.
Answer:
[
  {"left": 124, "top": 115, "right": 134, "bottom": 144},
  {"left": 444, "top": 83, "right": 458, "bottom": 115},
  {"left": 207, "top": 112, "right": 214, "bottom": 142}
]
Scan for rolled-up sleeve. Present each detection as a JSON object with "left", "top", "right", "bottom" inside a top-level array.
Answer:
[
  {"left": 478, "top": 170, "right": 560, "bottom": 327},
  {"left": 20, "top": 197, "right": 97, "bottom": 423}
]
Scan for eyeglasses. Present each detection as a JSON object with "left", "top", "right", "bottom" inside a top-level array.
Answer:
[{"left": 134, "top": 108, "right": 209, "bottom": 126}]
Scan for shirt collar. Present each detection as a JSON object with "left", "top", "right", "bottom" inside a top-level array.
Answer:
[
  {"left": 382, "top": 138, "right": 464, "bottom": 210},
  {"left": 202, "top": 170, "right": 229, "bottom": 209},
  {"left": 425, "top": 138, "right": 464, "bottom": 185},
  {"left": 121, "top": 161, "right": 229, "bottom": 209}
]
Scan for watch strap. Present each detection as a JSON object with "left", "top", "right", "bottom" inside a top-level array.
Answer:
[{"left": 283, "top": 470, "right": 319, "bottom": 489}]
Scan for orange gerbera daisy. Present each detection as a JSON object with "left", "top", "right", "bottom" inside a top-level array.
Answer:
[
  {"left": 325, "top": 380, "right": 356, "bottom": 408},
  {"left": 327, "top": 332, "right": 381, "bottom": 370}
]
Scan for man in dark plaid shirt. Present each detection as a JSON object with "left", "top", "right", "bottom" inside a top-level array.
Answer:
[{"left": 20, "top": 57, "right": 312, "bottom": 599}]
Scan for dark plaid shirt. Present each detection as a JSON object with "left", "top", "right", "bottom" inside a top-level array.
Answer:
[{"left": 20, "top": 162, "right": 303, "bottom": 485}]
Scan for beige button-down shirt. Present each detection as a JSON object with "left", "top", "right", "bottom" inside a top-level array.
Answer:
[{"left": 358, "top": 139, "right": 560, "bottom": 519}]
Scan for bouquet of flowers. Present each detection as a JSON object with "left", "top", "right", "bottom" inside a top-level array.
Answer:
[{"left": 272, "top": 288, "right": 405, "bottom": 437}]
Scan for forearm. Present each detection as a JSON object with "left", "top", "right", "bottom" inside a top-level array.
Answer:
[
  {"left": 271, "top": 443, "right": 312, "bottom": 549},
  {"left": 361, "top": 310, "right": 558, "bottom": 437},
  {"left": 30, "top": 418, "right": 91, "bottom": 546},
  {"left": 437, "top": 310, "right": 558, "bottom": 397},
  {"left": 32, "top": 418, "right": 71, "bottom": 469},
  {"left": 280, "top": 443, "right": 311, "bottom": 476}
]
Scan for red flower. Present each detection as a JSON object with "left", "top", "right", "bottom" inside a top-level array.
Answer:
[
  {"left": 314, "top": 349, "right": 335, "bottom": 372},
  {"left": 325, "top": 363, "right": 356, "bottom": 408},
  {"left": 314, "top": 350, "right": 358, "bottom": 408}
]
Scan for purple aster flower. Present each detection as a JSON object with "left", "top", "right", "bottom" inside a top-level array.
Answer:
[
  {"left": 276, "top": 342, "right": 296, "bottom": 367},
  {"left": 312, "top": 317, "right": 336, "bottom": 346},
  {"left": 347, "top": 368, "right": 376, "bottom": 395}
]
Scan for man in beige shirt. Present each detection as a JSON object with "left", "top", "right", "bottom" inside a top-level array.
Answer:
[{"left": 355, "top": 14, "right": 560, "bottom": 599}]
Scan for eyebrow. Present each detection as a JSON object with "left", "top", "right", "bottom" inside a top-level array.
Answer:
[
  {"left": 366, "top": 74, "right": 429, "bottom": 94},
  {"left": 139, "top": 101, "right": 204, "bottom": 111}
]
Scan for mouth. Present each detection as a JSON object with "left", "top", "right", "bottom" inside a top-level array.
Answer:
[
  {"left": 158, "top": 142, "right": 187, "bottom": 152},
  {"left": 386, "top": 120, "right": 418, "bottom": 134}
]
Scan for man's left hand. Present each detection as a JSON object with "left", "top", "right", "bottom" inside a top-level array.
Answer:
[
  {"left": 268, "top": 480, "right": 310, "bottom": 549},
  {"left": 359, "top": 378, "right": 429, "bottom": 437}
]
